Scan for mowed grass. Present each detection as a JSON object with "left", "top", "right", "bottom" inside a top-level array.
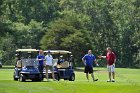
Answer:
[{"left": 0, "top": 67, "right": 140, "bottom": 93}]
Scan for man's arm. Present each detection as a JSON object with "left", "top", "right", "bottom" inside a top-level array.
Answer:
[
  {"left": 114, "top": 58, "right": 116, "bottom": 63},
  {"left": 38, "top": 58, "right": 45, "bottom": 61},
  {"left": 113, "top": 54, "right": 116, "bottom": 63},
  {"left": 94, "top": 59, "right": 99, "bottom": 66},
  {"left": 82, "top": 58, "right": 86, "bottom": 66},
  {"left": 36, "top": 56, "right": 39, "bottom": 61},
  {"left": 98, "top": 55, "right": 106, "bottom": 59},
  {"left": 37, "top": 56, "right": 45, "bottom": 61}
]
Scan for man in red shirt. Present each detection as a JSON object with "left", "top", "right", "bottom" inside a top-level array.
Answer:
[{"left": 99, "top": 47, "right": 116, "bottom": 82}]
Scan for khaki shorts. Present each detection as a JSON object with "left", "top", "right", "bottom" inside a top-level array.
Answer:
[
  {"left": 107, "top": 64, "right": 115, "bottom": 72},
  {"left": 45, "top": 65, "right": 53, "bottom": 71}
]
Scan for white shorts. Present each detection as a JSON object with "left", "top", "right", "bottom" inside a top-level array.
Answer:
[{"left": 107, "top": 64, "right": 115, "bottom": 72}]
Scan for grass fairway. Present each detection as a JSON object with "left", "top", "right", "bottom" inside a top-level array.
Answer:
[{"left": 0, "top": 68, "right": 140, "bottom": 93}]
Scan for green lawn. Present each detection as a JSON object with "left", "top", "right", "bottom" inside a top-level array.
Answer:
[{"left": 0, "top": 67, "right": 140, "bottom": 93}]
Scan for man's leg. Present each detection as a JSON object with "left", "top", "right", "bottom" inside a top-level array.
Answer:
[
  {"left": 108, "top": 72, "right": 111, "bottom": 81},
  {"left": 52, "top": 71, "right": 55, "bottom": 80},
  {"left": 40, "top": 66, "right": 44, "bottom": 73},
  {"left": 91, "top": 73, "right": 98, "bottom": 81},
  {"left": 91, "top": 67, "right": 98, "bottom": 81},
  {"left": 112, "top": 65, "right": 115, "bottom": 82},
  {"left": 40, "top": 66, "right": 43, "bottom": 79},
  {"left": 86, "top": 73, "right": 89, "bottom": 81},
  {"left": 91, "top": 73, "right": 94, "bottom": 80},
  {"left": 84, "top": 66, "right": 89, "bottom": 81},
  {"left": 112, "top": 72, "right": 115, "bottom": 79},
  {"left": 38, "top": 65, "right": 41, "bottom": 72},
  {"left": 45, "top": 65, "right": 49, "bottom": 80},
  {"left": 51, "top": 66, "right": 55, "bottom": 80},
  {"left": 107, "top": 65, "right": 111, "bottom": 82}
]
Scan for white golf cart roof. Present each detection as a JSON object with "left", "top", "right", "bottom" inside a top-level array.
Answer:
[
  {"left": 44, "top": 50, "right": 71, "bottom": 54},
  {"left": 16, "top": 49, "right": 39, "bottom": 52}
]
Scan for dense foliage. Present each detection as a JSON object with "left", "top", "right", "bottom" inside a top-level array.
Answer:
[{"left": 0, "top": 0, "right": 139, "bottom": 68}]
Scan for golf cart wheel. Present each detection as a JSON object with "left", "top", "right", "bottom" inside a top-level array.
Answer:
[
  {"left": 54, "top": 74, "right": 60, "bottom": 81},
  {"left": 14, "top": 78, "right": 18, "bottom": 81},
  {"left": 13, "top": 72, "right": 18, "bottom": 81},
  {"left": 69, "top": 73, "right": 75, "bottom": 81},
  {"left": 64, "top": 78, "right": 68, "bottom": 80},
  {"left": 19, "top": 74, "right": 26, "bottom": 82},
  {"left": 32, "top": 79, "right": 36, "bottom": 82}
]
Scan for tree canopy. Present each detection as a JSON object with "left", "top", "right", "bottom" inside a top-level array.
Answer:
[{"left": 0, "top": 0, "right": 139, "bottom": 68}]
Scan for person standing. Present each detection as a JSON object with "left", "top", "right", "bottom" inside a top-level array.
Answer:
[
  {"left": 99, "top": 47, "right": 116, "bottom": 82},
  {"left": 36, "top": 50, "right": 45, "bottom": 73},
  {"left": 82, "top": 50, "right": 99, "bottom": 81},
  {"left": 45, "top": 50, "right": 56, "bottom": 81}
]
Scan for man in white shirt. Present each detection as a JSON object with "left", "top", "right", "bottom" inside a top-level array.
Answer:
[{"left": 45, "top": 50, "right": 56, "bottom": 81}]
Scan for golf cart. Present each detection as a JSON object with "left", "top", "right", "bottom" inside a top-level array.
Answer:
[
  {"left": 13, "top": 49, "right": 42, "bottom": 82},
  {"left": 43, "top": 50, "right": 75, "bottom": 81}
]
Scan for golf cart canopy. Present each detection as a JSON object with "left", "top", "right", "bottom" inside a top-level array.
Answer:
[
  {"left": 44, "top": 50, "right": 71, "bottom": 54},
  {"left": 16, "top": 49, "right": 39, "bottom": 59},
  {"left": 16, "top": 49, "right": 39, "bottom": 52}
]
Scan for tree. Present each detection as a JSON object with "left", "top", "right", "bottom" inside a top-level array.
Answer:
[
  {"left": 11, "top": 20, "right": 46, "bottom": 49},
  {"left": 41, "top": 18, "right": 92, "bottom": 66},
  {"left": 2, "top": 0, "right": 60, "bottom": 24},
  {"left": 0, "top": 33, "right": 15, "bottom": 65},
  {"left": 0, "top": 0, "right": 139, "bottom": 67}
]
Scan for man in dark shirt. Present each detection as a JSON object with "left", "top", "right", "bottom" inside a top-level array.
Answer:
[{"left": 36, "top": 50, "right": 45, "bottom": 73}]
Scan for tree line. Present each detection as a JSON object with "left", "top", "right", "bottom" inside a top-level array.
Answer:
[{"left": 0, "top": 0, "right": 139, "bottom": 68}]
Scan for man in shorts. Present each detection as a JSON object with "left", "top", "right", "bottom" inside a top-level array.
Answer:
[
  {"left": 99, "top": 47, "right": 116, "bottom": 82},
  {"left": 82, "top": 50, "right": 99, "bottom": 82},
  {"left": 45, "top": 50, "right": 56, "bottom": 81}
]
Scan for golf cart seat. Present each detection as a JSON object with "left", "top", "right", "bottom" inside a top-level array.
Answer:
[
  {"left": 59, "top": 61, "right": 69, "bottom": 68},
  {"left": 16, "top": 60, "right": 22, "bottom": 68}
]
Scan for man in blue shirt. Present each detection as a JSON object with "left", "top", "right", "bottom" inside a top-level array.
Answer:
[
  {"left": 37, "top": 50, "right": 45, "bottom": 73},
  {"left": 82, "top": 50, "right": 99, "bottom": 81}
]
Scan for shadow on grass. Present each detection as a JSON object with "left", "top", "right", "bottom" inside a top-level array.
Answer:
[
  {"left": 16, "top": 80, "right": 58, "bottom": 83},
  {"left": 0, "top": 66, "right": 14, "bottom": 69},
  {"left": 75, "top": 67, "right": 103, "bottom": 72}
]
